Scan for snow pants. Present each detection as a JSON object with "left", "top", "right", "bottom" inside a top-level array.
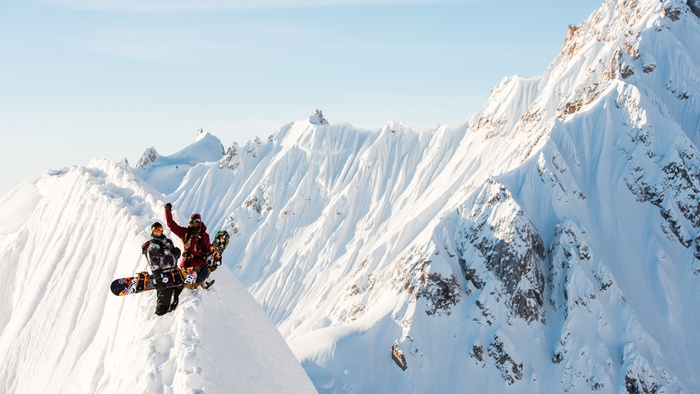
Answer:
[{"left": 154, "top": 285, "right": 183, "bottom": 315}]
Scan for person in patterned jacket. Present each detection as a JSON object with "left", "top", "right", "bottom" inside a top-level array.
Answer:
[{"left": 145, "top": 222, "right": 182, "bottom": 315}]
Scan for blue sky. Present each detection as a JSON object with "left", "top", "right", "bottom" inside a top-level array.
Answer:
[{"left": 0, "top": 0, "right": 600, "bottom": 197}]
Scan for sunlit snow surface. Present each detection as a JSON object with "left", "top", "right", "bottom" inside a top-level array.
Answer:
[{"left": 0, "top": 161, "right": 315, "bottom": 394}]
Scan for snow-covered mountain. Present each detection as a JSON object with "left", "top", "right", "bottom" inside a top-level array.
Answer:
[
  {"left": 0, "top": 160, "right": 316, "bottom": 393},
  {"left": 2, "top": 0, "right": 700, "bottom": 392}
]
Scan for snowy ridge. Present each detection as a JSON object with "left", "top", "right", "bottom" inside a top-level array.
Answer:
[
  {"left": 0, "top": 160, "right": 315, "bottom": 394},
  {"left": 135, "top": 130, "right": 225, "bottom": 195}
]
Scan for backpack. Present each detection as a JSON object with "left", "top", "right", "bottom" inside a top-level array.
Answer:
[{"left": 184, "top": 231, "right": 206, "bottom": 256}]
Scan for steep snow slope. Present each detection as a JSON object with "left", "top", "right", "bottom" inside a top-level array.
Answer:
[{"left": 0, "top": 160, "right": 315, "bottom": 394}]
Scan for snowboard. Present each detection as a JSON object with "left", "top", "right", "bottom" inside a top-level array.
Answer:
[
  {"left": 110, "top": 230, "right": 230, "bottom": 295},
  {"left": 110, "top": 268, "right": 185, "bottom": 296},
  {"left": 206, "top": 230, "right": 230, "bottom": 270}
]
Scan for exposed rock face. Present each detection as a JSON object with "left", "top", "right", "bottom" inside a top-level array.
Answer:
[
  {"left": 455, "top": 180, "right": 546, "bottom": 324},
  {"left": 688, "top": 0, "right": 700, "bottom": 17},
  {"left": 135, "top": 146, "right": 158, "bottom": 168},
  {"left": 415, "top": 272, "right": 461, "bottom": 316},
  {"left": 219, "top": 142, "right": 240, "bottom": 171},
  {"left": 309, "top": 109, "right": 329, "bottom": 125},
  {"left": 488, "top": 335, "right": 524, "bottom": 385},
  {"left": 622, "top": 113, "right": 700, "bottom": 259}
]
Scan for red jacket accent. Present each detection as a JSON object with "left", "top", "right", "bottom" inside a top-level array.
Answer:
[{"left": 165, "top": 208, "right": 211, "bottom": 268}]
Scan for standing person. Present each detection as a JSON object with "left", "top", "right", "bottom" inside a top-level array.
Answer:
[
  {"left": 164, "top": 203, "right": 211, "bottom": 285},
  {"left": 144, "top": 222, "right": 183, "bottom": 315}
]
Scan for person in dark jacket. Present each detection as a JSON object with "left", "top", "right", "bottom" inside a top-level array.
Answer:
[
  {"left": 164, "top": 203, "right": 211, "bottom": 284},
  {"left": 145, "top": 222, "right": 182, "bottom": 315}
]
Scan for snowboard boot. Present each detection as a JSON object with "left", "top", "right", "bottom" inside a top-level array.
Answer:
[
  {"left": 168, "top": 290, "right": 180, "bottom": 313},
  {"left": 168, "top": 297, "right": 179, "bottom": 313},
  {"left": 204, "top": 280, "right": 215, "bottom": 289}
]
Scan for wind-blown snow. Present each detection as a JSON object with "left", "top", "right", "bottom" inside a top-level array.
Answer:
[{"left": 2, "top": 0, "right": 700, "bottom": 392}]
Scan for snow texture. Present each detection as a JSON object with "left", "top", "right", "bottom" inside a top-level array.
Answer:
[{"left": 0, "top": 160, "right": 315, "bottom": 394}]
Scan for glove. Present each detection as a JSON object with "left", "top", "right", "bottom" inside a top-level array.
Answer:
[
  {"left": 141, "top": 241, "right": 150, "bottom": 255},
  {"left": 164, "top": 202, "right": 172, "bottom": 210}
]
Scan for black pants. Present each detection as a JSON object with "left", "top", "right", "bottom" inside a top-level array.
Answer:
[{"left": 154, "top": 286, "right": 183, "bottom": 315}]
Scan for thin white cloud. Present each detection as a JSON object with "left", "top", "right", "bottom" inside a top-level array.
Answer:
[{"left": 45, "top": 0, "right": 477, "bottom": 12}]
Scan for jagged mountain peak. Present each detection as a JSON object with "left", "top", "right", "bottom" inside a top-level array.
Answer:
[
  {"left": 562, "top": 0, "right": 698, "bottom": 54},
  {"left": 553, "top": 0, "right": 700, "bottom": 138},
  {"left": 135, "top": 146, "right": 159, "bottom": 169},
  {"left": 133, "top": 129, "right": 225, "bottom": 195},
  {"left": 308, "top": 109, "right": 329, "bottom": 125},
  {"left": 469, "top": 0, "right": 700, "bottom": 171},
  {"left": 136, "top": 128, "right": 224, "bottom": 169}
]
